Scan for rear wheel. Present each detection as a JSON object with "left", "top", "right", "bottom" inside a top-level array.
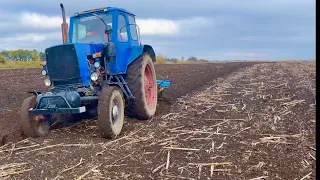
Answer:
[
  {"left": 97, "top": 86, "right": 124, "bottom": 139},
  {"left": 127, "top": 53, "right": 157, "bottom": 120},
  {"left": 20, "top": 96, "right": 50, "bottom": 138}
]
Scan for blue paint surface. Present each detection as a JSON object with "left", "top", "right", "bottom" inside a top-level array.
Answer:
[
  {"left": 157, "top": 80, "right": 171, "bottom": 88},
  {"left": 73, "top": 43, "right": 104, "bottom": 86}
]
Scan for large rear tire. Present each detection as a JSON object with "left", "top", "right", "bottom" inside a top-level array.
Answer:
[
  {"left": 126, "top": 53, "right": 157, "bottom": 120},
  {"left": 20, "top": 96, "right": 50, "bottom": 138},
  {"left": 97, "top": 86, "right": 124, "bottom": 139}
]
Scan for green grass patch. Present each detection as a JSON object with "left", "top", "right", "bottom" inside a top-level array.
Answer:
[{"left": 0, "top": 60, "right": 43, "bottom": 69}]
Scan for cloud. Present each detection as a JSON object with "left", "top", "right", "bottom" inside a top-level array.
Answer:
[
  {"left": 0, "top": 0, "right": 314, "bottom": 19},
  {"left": 136, "top": 19, "right": 179, "bottom": 35},
  {"left": 236, "top": 35, "right": 315, "bottom": 43},
  {"left": 0, "top": 10, "right": 212, "bottom": 53},
  {"left": 2, "top": 32, "right": 60, "bottom": 43},
  {"left": 0, "top": 32, "right": 61, "bottom": 50},
  {"left": 0, "top": 0, "right": 315, "bottom": 60},
  {"left": 3, "top": 11, "right": 210, "bottom": 37},
  {"left": 20, "top": 12, "right": 66, "bottom": 29},
  {"left": 137, "top": 17, "right": 212, "bottom": 36},
  {"left": 5, "top": 34, "right": 45, "bottom": 43},
  {"left": 224, "top": 52, "right": 268, "bottom": 57},
  {"left": 0, "top": 10, "right": 211, "bottom": 46}
]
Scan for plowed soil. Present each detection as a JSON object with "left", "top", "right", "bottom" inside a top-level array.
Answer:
[{"left": 0, "top": 61, "right": 316, "bottom": 180}]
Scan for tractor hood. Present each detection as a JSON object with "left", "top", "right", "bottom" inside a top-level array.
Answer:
[{"left": 45, "top": 42, "right": 104, "bottom": 87}]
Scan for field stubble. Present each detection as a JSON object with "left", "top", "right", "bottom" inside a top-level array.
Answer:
[{"left": 0, "top": 61, "right": 315, "bottom": 180}]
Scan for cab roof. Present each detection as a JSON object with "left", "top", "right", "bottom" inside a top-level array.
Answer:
[{"left": 72, "top": 7, "right": 135, "bottom": 17}]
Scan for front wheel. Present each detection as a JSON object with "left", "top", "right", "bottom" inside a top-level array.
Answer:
[
  {"left": 97, "top": 86, "right": 124, "bottom": 139},
  {"left": 20, "top": 96, "right": 50, "bottom": 138}
]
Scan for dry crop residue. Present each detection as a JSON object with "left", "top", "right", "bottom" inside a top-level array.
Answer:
[{"left": 0, "top": 61, "right": 315, "bottom": 180}]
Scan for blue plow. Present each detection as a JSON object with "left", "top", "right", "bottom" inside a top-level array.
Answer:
[{"left": 157, "top": 80, "right": 171, "bottom": 92}]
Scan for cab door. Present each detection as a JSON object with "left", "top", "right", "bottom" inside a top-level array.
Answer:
[
  {"left": 113, "top": 12, "right": 131, "bottom": 74},
  {"left": 127, "top": 15, "right": 140, "bottom": 47}
]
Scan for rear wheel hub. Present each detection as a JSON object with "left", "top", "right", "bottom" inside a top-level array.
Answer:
[{"left": 144, "top": 64, "right": 156, "bottom": 109}]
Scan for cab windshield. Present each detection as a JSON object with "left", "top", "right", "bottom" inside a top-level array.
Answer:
[{"left": 71, "top": 13, "right": 112, "bottom": 44}]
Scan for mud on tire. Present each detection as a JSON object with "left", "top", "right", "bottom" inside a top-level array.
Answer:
[
  {"left": 97, "top": 86, "right": 124, "bottom": 139},
  {"left": 126, "top": 53, "right": 157, "bottom": 120},
  {"left": 20, "top": 96, "right": 50, "bottom": 138}
]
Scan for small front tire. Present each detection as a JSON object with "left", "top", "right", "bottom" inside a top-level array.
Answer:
[
  {"left": 97, "top": 86, "right": 125, "bottom": 139},
  {"left": 20, "top": 96, "right": 50, "bottom": 138}
]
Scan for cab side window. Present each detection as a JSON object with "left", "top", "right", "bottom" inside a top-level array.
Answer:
[
  {"left": 128, "top": 16, "right": 138, "bottom": 41},
  {"left": 118, "top": 14, "right": 128, "bottom": 42}
]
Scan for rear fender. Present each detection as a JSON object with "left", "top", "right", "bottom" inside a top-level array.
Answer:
[
  {"left": 127, "top": 44, "right": 156, "bottom": 68},
  {"left": 142, "top": 45, "right": 156, "bottom": 62}
]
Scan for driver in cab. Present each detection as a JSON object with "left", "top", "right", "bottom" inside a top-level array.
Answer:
[{"left": 79, "top": 23, "right": 104, "bottom": 43}]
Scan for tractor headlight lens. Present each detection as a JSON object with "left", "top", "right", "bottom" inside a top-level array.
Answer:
[
  {"left": 90, "top": 72, "right": 98, "bottom": 81},
  {"left": 44, "top": 79, "right": 51, "bottom": 86},
  {"left": 94, "top": 62, "right": 100, "bottom": 68},
  {"left": 41, "top": 70, "right": 47, "bottom": 76}
]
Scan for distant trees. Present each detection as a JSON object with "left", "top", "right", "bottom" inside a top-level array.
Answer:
[
  {"left": 156, "top": 55, "right": 167, "bottom": 64},
  {"left": 39, "top": 52, "right": 46, "bottom": 61},
  {"left": 167, "top": 58, "right": 179, "bottom": 61},
  {"left": 156, "top": 55, "right": 209, "bottom": 64},
  {"left": 1, "top": 50, "right": 210, "bottom": 64},
  {"left": 0, "top": 49, "right": 46, "bottom": 61},
  {"left": 187, "top": 56, "right": 198, "bottom": 61},
  {"left": 0, "top": 54, "right": 5, "bottom": 64}
]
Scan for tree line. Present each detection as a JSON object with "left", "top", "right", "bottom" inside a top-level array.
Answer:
[{"left": 0, "top": 49, "right": 46, "bottom": 63}]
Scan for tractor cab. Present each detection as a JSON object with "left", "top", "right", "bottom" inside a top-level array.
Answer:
[
  {"left": 42, "top": 5, "right": 150, "bottom": 88},
  {"left": 69, "top": 7, "right": 138, "bottom": 46}
]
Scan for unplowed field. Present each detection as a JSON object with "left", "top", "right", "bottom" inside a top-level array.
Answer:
[{"left": 0, "top": 62, "right": 316, "bottom": 180}]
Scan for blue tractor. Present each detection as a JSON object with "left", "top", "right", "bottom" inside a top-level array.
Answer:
[{"left": 20, "top": 4, "right": 170, "bottom": 139}]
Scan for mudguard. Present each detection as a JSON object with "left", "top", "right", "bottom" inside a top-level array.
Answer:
[{"left": 127, "top": 44, "right": 156, "bottom": 67}]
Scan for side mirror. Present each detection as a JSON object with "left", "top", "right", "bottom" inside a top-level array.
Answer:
[{"left": 119, "top": 24, "right": 141, "bottom": 42}]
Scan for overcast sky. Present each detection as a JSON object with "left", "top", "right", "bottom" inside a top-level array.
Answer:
[{"left": 0, "top": 0, "right": 315, "bottom": 60}]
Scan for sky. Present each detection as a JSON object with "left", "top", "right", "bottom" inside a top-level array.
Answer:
[{"left": 0, "top": 0, "right": 316, "bottom": 60}]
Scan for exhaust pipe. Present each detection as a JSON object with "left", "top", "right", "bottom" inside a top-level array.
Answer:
[{"left": 60, "top": 3, "right": 69, "bottom": 43}]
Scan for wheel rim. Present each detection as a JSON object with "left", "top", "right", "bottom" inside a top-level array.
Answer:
[
  {"left": 33, "top": 115, "right": 49, "bottom": 136},
  {"left": 144, "top": 64, "right": 156, "bottom": 109},
  {"left": 111, "top": 98, "right": 121, "bottom": 124}
]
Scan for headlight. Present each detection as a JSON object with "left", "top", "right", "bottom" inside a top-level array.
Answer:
[
  {"left": 94, "top": 61, "right": 100, "bottom": 68},
  {"left": 41, "top": 70, "right": 47, "bottom": 76},
  {"left": 90, "top": 72, "right": 98, "bottom": 81},
  {"left": 44, "top": 79, "right": 51, "bottom": 86}
]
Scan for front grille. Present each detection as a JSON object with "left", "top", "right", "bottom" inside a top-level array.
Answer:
[{"left": 46, "top": 44, "right": 82, "bottom": 86}]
